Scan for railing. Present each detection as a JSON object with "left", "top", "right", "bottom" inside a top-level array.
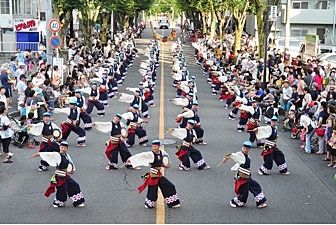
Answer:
[{"left": 0, "top": 42, "right": 40, "bottom": 53}]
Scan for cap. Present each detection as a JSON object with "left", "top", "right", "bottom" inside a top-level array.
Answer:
[
  {"left": 43, "top": 112, "right": 51, "bottom": 117},
  {"left": 191, "top": 76, "right": 196, "bottom": 80},
  {"left": 188, "top": 92, "right": 194, "bottom": 97},
  {"left": 271, "top": 116, "right": 278, "bottom": 121},
  {"left": 69, "top": 97, "right": 77, "bottom": 105},
  {"left": 18, "top": 62, "right": 25, "bottom": 67},
  {"left": 243, "top": 141, "right": 252, "bottom": 148},
  {"left": 116, "top": 114, "right": 122, "bottom": 119},
  {"left": 132, "top": 104, "right": 140, "bottom": 109},
  {"left": 135, "top": 89, "right": 140, "bottom": 93},
  {"left": 60, "top": 141, "right": 69, "bottom": 147},
  {"left": 192, "top": 101, "right": 199, "bottom": 106},
  {"left": 251, "top": 99, "right": 258, "bottom": 104},
  {"left": 187, "top": 119, "right": 195, "bottom": 125},
  {"left": 75, "top": 89, "right": 81, "bottom": 93},
  {"left": 139, "top": 82, "right": 143, "bottom": 85},
  {"left": 152, "top": 139, "right": 161, "bottom": 145}
]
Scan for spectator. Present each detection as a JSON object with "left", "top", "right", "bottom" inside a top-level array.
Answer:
[
  {"left": 281, "top": 80, "right": 292, "bottom": 112},
  {"left": 17, "top": 74, "right": 27, "bottom": 102},
  {"left": 0, "top": 106, "right": 14, "bottom": 163},
  {"left": 316, "top": 101, "right": 329, "bottom": 155}
]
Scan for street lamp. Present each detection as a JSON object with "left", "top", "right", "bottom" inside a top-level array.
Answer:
[{"left": 262, "top": 0, "right": 271, "bottom": 89}]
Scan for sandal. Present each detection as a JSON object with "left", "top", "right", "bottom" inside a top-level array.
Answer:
[
  {"left": 322, "top": 157, "right": 330, "bottom": 161},
  {"left": 3, "top": 159, "right": 13, "bottom": 163},
  {"left": 328, "top": 163, "right": 334, "bottom": 167}
]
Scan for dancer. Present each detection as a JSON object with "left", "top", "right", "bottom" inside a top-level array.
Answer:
[
  {"left": 94, "top": 114, "right": 135, "bottom": 170},
  {"left": 127, "top": 140, "right": 180, "bottom": 209},
  {"left": 168, "top": 120, "right": 210, "bottom": 171},
  {"left": 220, "top": 141, "right": 267, "bottom": 208},
  {"left": 255, "top": 116, "right": 290, "bottom": 175},
  {"left": 33, "top": 141, "right": 85, "bottom": 208}
]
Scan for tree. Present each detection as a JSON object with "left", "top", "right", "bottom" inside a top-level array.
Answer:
[
  {"left": 252, "top": 0, "right": 279, "bottom": 58},
  {"left": 229, "top": 0, "right": 250, "bottom": 54}
]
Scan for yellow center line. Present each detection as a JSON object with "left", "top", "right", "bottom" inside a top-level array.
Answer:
[{"left": 156, "top": 41, "right": 165, "bottom": 224}]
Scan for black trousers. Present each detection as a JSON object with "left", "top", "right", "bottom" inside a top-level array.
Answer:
[
  {"left": 54, "top": 176, "right": 85, "bottom": 207},
  {"left": 231, "top": 178, "right": 266, "bottom": 207},
  {"left": 109, "top": 143, "right": 132, "bottom": 164},
  {"left": 180, "top": 146, "right": 206, "bottom": 169},
  {"left": 259, "top": 148, "right": 288, "bottom": 174},
  {"left": 145, "top": 177, "right": 180, "bottom": 208},
  {"left": 127, "top": 127, "right": 148, "bottom": 146}
]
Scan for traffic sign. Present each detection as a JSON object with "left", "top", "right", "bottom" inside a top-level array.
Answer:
[
  {"left": 269, "top": 6, "right": 278, "bottom": 21},
  {"left": 49, "top": 35, "right": 62, "bottom": 49},
  {"left": 48, "top": 19, "right": 61, "bottom": 33}
]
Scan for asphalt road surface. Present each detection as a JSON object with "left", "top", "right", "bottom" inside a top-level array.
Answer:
[{"left": 0, "top": 28, "right": 336, "bottom": 224}]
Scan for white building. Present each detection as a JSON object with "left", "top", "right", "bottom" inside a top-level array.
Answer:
[
  {"left": 0, "top": 0, "right": 46, "bottom": 52},
  {"left": 246, "top": 0, "right": 336, "bottom": 52}
]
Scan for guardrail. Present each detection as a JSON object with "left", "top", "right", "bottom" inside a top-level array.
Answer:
[{"left": 0, "top": 42, "right": 39, "bottom": 53}]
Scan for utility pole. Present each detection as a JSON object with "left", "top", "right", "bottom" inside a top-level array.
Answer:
[
  {"left": 111, "top": 11, "right": 114, "bottom": 40},
  {"left": 46, "top": 0, "right": 53, "bottom": 64},
  {"left": 333, "top": 0, "right": 336, "bottom": 44},
  {"left": 285, "top": 0, "right": 291, "bottom": 49},
  {"left": 263, "top": 0, "right": 271, "bottom": 89}
]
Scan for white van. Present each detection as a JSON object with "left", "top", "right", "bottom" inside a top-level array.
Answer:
[{"left": 158, "top": 19, "right": 169, "bottom": 29}]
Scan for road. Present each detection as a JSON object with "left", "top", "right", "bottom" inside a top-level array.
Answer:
[{"left": 0, "top": 28, "right": 336, "bottom": 224}]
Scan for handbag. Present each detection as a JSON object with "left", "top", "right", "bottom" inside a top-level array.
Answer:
[{"left": 316, "top": 127, "right": 325, "bottom": 137}]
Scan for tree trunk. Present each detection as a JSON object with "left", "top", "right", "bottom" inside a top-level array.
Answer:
[
  {"left": 123, "top": 15, "right": 129, "bottom": 33},
  {"left": 100, "top": 12, "right": 110, "bottom": 45},
  {"left": 69, "top": 9, "right": 74, "bottom": 38},
  {"left": 219, "top": 18, "right": 225, "bottom": 42},
  {"left": 234, "top": 23, "right": 243, "bottom": 55},
  {"left": 209, "top": 5, "right": 217, "bottom": 40},
  {"left": 201, "top": 11, "right": 207, "bottom": 35},
  {"left": 256, "top": 10, "right": 266, "bottom": 58}
]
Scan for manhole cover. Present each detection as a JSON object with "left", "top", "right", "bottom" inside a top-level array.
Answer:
[{"left": 160, "top": 139, "right": 176, "bottom": 145}]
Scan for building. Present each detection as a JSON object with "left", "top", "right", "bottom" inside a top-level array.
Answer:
[
  {"left": 245, "top": 0, "right": 336, "bottom": 54},
  {"left": 0, "top": 0, "right": 46, "bottom": 52}
]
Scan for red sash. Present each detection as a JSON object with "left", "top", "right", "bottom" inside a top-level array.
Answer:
[
  {"left": 175, "top": 148, "right": 189, "bottom": 161},
  {"left": 144, "top": 91, "right": 151, "bottom": 99},
  {"left": 240, "top": 112, "right": 249, "bottom": 119},
  {"left": 105, "top": 142, "right": 119, "bottom": 158},
  {"left": 234, "top": 178, "right": 248, "bottom": 194},
  {"left": 61, "top": 122, "right": 72, "bottom": 136},
  {"left": 233, "top": 101, "right": 241, "bottom": 108},
  {"left": 44, "top": 178, "right": 66, "bottom": 197},
  {"left": 128, "top": 127, "right": 136, "bottom": 135},
  {"left": 247, "top": 121, "right": 257, "bottom": 131},
  {"left": 261, "top": 148, "right": 274, "bottom": 157},
  {"left": 175, "top": 116, "right": 183, "bottom": 123},
  {"left": 138, "top": 176, "right": 160, "bottom": 193}
]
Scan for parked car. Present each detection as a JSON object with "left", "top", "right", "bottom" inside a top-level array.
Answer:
[{"left": 317, "top": 53, "right": 336, "bottom": 69}]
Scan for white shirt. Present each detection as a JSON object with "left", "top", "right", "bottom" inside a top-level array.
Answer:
[
  {"left": 0, "top": 94, "right": 7, "bottom": 108},
  {"left": 0, "top": 115, "right": 13, "bottom": 139},
  {"left": 16, "top": 80, "right": 27, "bottom": 101}
]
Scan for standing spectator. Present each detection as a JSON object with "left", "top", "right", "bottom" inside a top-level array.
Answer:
[
  {"left": 303, "top": 69, "right": 314, "bottom": 89},
  {"left": 301, "top": 87, "right": 312, "bottom": 111},
  {"left": 281, "top": 80, "right": 292, "bottom": 112},
  {"left": 316, "top": 101, "right": 329, "bottom": 155},
  {"left": 0, "top": 68, "right": 14, "bottom": 108},
  {"left": 24, "top": 80, "right": 34, "bottom": 98},
  {"left": 324, "top": 106, "right": 336, "bottom": 163},
  {"left": 15, "top": 48, "right": 25, "bottom": 63},
  {"left": 0, "top": 106, "right": 14, "bottom": 163},
  {"left": 16, "top": 74, "right": 27, "bottom": 102},
  {"left": 0, "top": 86, "right": 7, "bottom": 109},
  {"left": 313, "top": 70, "right": 323, "bottom": 92}
]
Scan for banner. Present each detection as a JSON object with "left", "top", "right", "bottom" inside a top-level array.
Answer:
[{"left": 14, "top": 19, "right": 39, "bottom": 32}]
